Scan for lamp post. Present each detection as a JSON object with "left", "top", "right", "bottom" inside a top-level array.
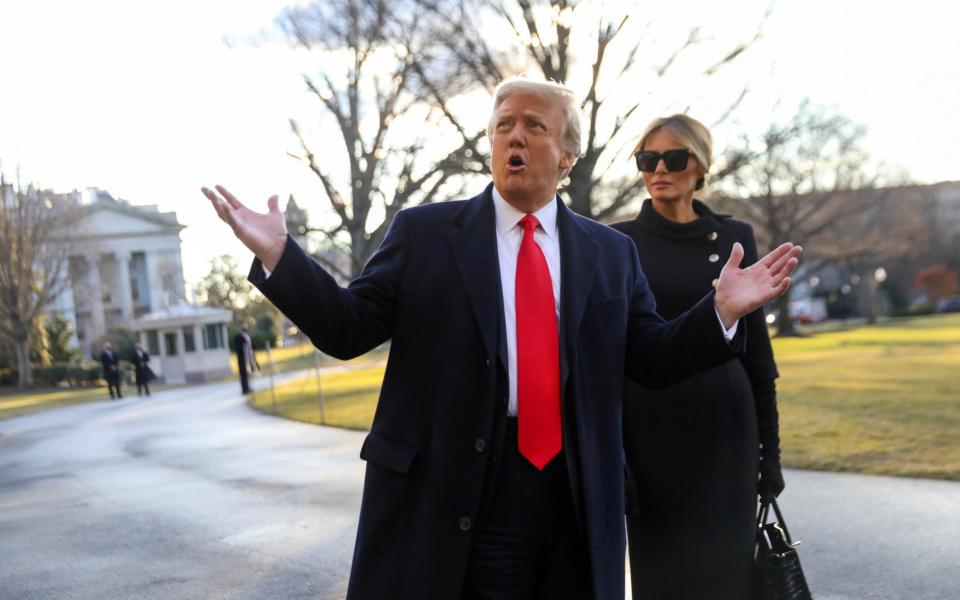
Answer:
[{"left": 867, "top": 267, "right": 887, "bottom": 324}]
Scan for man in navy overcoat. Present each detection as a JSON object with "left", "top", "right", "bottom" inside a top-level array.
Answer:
[{"left": 203, "top": 77, "right": 800, "bottom": 599}]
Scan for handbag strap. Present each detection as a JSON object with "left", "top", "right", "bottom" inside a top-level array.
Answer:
[{"left": 757, "top": 497, "right": 795, "bottom": 545}]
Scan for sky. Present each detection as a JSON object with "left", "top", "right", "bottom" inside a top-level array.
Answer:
[{"left": 1, "top": 0, "right": 958, "bottom": 288}]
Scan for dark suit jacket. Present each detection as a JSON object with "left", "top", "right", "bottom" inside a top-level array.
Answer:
[
  {"left": 131, "top": 350, "right": 151, "bottom": 382},
  {"left": 250, "top": 184, "right": 742, "bottom": 600},
  {"left": 99, "top": 351, "right": 120, "bottom": 384},
  {"left": 233, "top": 332, "right": 256, "bottom": 374}
]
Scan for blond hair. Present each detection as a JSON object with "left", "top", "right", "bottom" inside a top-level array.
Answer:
[{"left": 633, "top": 114, "right": 713, "bottom": 190}]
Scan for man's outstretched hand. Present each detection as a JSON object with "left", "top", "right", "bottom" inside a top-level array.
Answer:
[
  {"left": 715, "top": 242, "right": 802, "bottom": 329},
  {"left": 202, "top": 185, "right": 288, "bottom": 271}
]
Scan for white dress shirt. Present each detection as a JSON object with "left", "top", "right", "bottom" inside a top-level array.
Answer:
[{"left": 492, "top": 187, "right": 562, "bottom": 416}]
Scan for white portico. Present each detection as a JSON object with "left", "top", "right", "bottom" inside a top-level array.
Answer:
[{"left": 47, "top": 190, "right": 187, "bottom": 348}]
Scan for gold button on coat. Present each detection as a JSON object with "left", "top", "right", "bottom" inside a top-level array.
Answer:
[
  {"left": 708, "top": 253, "right": 720, "bottom": 263},
  {"left": 711, "top": 278, "right": 719, "bottom": 288},
  {"left": 707, "top": 231, "right": 718, "bottom": 241}
]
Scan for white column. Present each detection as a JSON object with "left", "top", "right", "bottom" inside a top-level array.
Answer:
[
  {"left": 116, "top": 252, "right": 134, "bottom": 322},
  {"left": 145, "top": 251, "right": 161, "bottom": 312},
  {"left": 87, "top": 255, "right": 106, "bottom": 341}
]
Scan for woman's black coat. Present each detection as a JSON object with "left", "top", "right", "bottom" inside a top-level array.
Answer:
[{"left": 612, "top": 200, "right": 781, "bottom": 600}]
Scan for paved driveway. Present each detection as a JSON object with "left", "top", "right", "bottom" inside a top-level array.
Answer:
[{"left": 1, "top": 378, "right": 958, "bottom": 599}]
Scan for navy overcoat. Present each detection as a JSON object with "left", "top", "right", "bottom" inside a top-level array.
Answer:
[{"left": 251, "top": 184, "right": 741, "bottom": 599}]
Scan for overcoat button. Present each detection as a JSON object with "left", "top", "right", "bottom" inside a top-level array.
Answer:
[
  {"left": 707, "top": 231, "right": 718, "bottom": 241},
  {"left": 485, "top": 358, "right": 491, "bottom": 367},
  {"left": 475, "top": 438, "right": 486, "bottom": 452},
  {"left": 708, "top": 253, "right": 720, "bottom": 263},
  {"left": 711, "top": 278, "right": 719, "bottom": 288},
  {"left": 459, "top": 517, "right": 472, "bottom": 531}
]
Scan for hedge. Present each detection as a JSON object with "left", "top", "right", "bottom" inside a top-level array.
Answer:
[{"left": 0, "top": 362, "right": 131, "bottom": 387}]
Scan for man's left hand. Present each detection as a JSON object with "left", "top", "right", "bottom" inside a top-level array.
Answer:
[{"left": 715, "top": 242, "right": 802, "bottom": 329}]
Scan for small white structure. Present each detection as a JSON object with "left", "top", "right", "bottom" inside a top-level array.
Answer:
[{"left": 130, "top": 304, "right": 233, "bottom": 385}]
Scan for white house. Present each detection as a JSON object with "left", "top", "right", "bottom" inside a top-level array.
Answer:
[
  {"left": 46, "top": 188, "right": 187, "bottom": 347},
  {"left": 40, "top": 188, "right": 235, "bottom": 383}
]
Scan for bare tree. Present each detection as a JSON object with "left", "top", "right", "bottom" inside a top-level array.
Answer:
[
  {"left": 280, "top": 0, "right": 489, "bottom": 279},
  {"left": 0, "top": 173, "right": 77, "bottom": 386},
  {"left": 422, "top": 0, "right": 768, "bottom": 220},
  {"left": 276, "top": 0, "right": 769, "bottom": 277},
  {"left": 711, "top": 103, "right": 924, "bottom": 335}
]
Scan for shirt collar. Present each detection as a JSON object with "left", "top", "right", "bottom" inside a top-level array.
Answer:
[{"left": 492, "top": 186, "right": 559, "bottom": 240}]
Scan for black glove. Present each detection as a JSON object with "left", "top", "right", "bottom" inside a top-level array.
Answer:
[
  {"left": 753, "top": 378, "right": 784, "bottom": 500},
  {"left": 758, "top": 455, "right": 785, "bottom": 501}
]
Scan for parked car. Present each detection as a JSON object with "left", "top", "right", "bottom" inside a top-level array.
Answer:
[{"left": 937, "top": 296, "right": 960, "bottom": 313}]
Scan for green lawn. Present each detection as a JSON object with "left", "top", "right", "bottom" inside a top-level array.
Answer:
[
  {"left": 0, "top": 342, "right": 386, "bottom": 421},
  {"left": 235, "top": 341, "right": 330, "bottom": 375},
  {"left": 775, "top": 313, "right": 960, "bottom": 480},
  {"left": 254, "top": 314, "right": 960, "bottom": 481},
  {"left": 0, "top": 385, "right": 161, "bottom": 420},
  {"left": 249, "top": 365, "right": 384, "bottom": 430},
  {"left": 236, "top": 341, "right": 389, "bottom": 376}
]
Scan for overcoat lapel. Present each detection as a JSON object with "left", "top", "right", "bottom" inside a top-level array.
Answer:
[
  {"left": 556, "top": 199, "right": 599, "bottom": 387},
  {"left": 447, "top": 185, "right": 506, "bottom": 368}
]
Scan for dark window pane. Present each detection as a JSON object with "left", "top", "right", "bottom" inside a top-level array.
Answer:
[
  {"left": 147, "top": 331, "right": 160, "bottom": 355},
  {"left": 204, "top": 324, "right": 220, "bottom": 350},
  {"left": 183, "top": 327, "right": 196, "bottom": 353},
  {"left": 164, "top": 333, "right": 178, "bottom": 356}
]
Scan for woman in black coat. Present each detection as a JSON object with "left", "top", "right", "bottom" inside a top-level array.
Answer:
[
  {"left": 131, "top": 341, "right": 152, "bottom": 396},
  {"left": 612, "top": 114, "right": 785, "bottom": 600}
]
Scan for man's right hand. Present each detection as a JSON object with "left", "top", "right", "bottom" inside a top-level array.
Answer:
[{"left": 202, "top": 185, "right": 288, "bottom": 271}]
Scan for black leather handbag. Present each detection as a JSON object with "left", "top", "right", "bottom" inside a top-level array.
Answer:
[{"left": 755, "top": 497, "right": 813, "bottom": 600}]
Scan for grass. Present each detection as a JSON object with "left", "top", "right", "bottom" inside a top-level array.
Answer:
[
  {"left": 0, "top": 341, "right": 388, "bottom": 422},
  {"left": 0, "top": 385, "right": 166, "bottom": 420},
  {"left": 774, "top": 313, "right": 960, "bottom": 480},
  {"left": 249, "top": 364, "right": 384, "bottom": 430},
  {"left": 233, "top": 341, "right": 329, "bottom": 375}
]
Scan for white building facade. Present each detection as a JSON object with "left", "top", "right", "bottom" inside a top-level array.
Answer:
[{"left": 47, "top": 189, "right": 187, "bottom": 349}]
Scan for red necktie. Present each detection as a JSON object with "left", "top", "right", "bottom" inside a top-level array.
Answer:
[{"left": 516, "top": 214, "right": 562, "bottom": 470}]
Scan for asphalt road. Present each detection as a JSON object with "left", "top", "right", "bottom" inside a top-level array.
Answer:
[{"left": 1, "top": 377, "right": 958, "bottom": 599}]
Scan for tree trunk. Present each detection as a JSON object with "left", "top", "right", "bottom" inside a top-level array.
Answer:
[
  {"left": 774, "top": 290, "right": 796, "bottom": 337},
  {"left": 15, "top": 336, "right": 33, "bottom": 387},
  {"left": 565, "top": 164, "right": 595, "bottom": 218}
]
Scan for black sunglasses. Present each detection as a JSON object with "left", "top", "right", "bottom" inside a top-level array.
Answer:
[{"left": 635, "top": 149, "right": 690, "bottom": 172}]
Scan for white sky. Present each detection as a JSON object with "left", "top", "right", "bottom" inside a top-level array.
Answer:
[{"left": 1, "top": 0, "right": 958, "bottom": 287}]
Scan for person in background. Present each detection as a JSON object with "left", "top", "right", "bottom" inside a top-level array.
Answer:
[
  {"left": 233, "top": 325, "right": 258, "bottom": 395},
  {"left": 611, "top": 114, "right": 785, "bottom": 600},
  {"left": 131, "top": 341, "right": 152, "bottom": 396},
  {"left": 98, "top": 341, "right": 122, "bottom": 400}
]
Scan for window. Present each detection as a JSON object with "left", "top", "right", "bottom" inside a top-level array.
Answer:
[
  {"left": 183, "top": 327, "right": 196, "bottom": 353},
  {"left": 164, "top": 332, "right": 178, "bottom": 356},
  {"left": 203, "top": 323, "right": 224, "bottom": 350},
  {"left": 146, "top": 330, "right": 160, "bottom": 355},
  {"left": 130, "top": 252, "right": 149, "bottom": 306}
]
